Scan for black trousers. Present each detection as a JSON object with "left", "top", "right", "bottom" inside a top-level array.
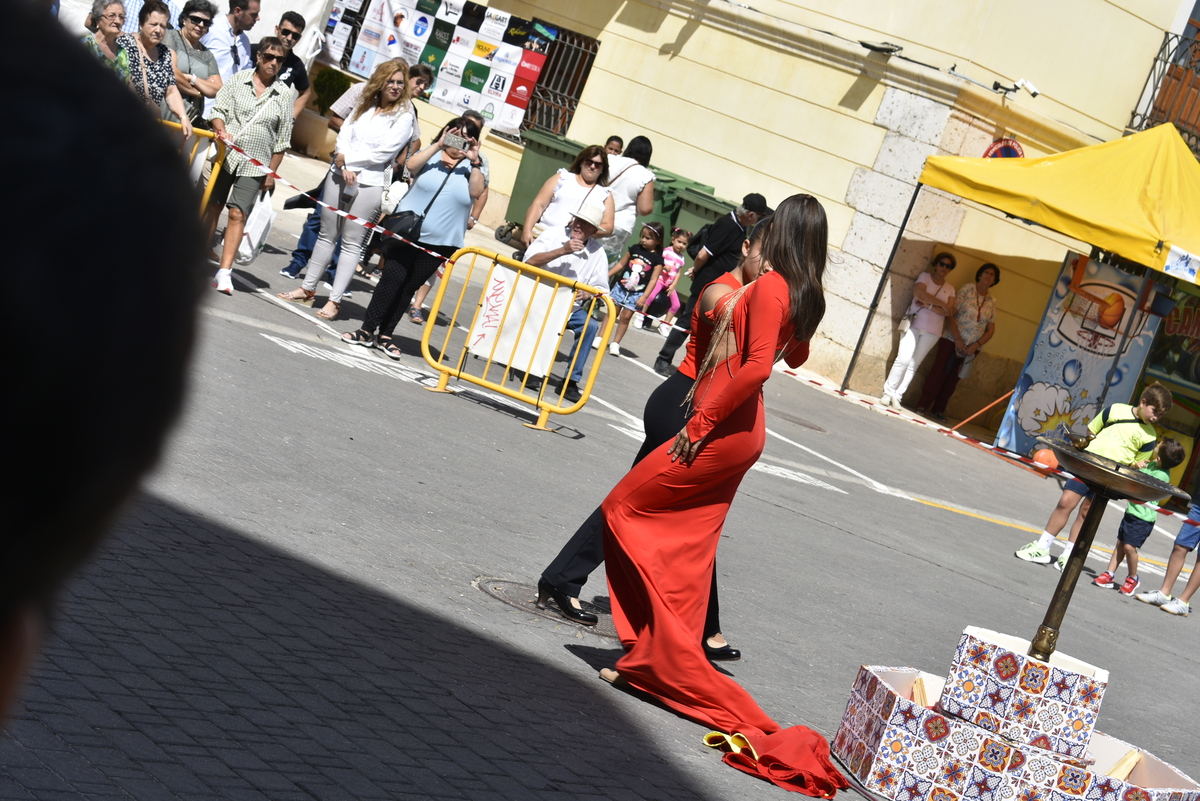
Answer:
[
  {"left": 541, "top": 369, "right": 725, "bottom": 638},
  {"left": 656, "top": 267, "right": 722, "bottom": 366},
  {"left": 361, "top": 241, "right": 455, "bottom": 336}
]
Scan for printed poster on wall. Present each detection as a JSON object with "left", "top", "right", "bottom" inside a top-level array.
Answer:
[
  {"left": 996, "top": 252, "right": 1160, "bottom": 456},
  {"left": 328, "top": 0, "right": 556, "bottom": 134}
]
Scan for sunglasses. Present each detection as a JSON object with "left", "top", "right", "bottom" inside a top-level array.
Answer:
[
  {"left": 185, "top": 14, "right": 211, "bottom": 26},
  {"left": 258, "top": 52, "right": 285, "bottom": 63},
  {"left": 583, "top": 160, "right": 603, "bottom": 168},
  {"left": 278, "top": 28, "right": 302, "bottom": 39},
  {"left": 935, "top": 260, "right": 954, "bottom": 268}
]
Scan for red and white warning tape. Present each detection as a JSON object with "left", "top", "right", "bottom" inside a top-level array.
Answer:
[
  {"left": 783, "top": 370, "right": 1200, "bottom": 528},
  {"left": 222, "top": 140, "right": 454, "bottom": 265}
]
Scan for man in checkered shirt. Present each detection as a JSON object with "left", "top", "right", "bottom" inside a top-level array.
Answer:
[{"left": 205, "top": 35, "right": 294, "bottom": 294}]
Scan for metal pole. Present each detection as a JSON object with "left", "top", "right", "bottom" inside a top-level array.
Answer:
[
  {"left": 950, "top": 390, "right": 1014, "bottom": 433},
  {"left": 840, "top": 183, "right": 924, "bottom": 393},
  {"left": 1028, "top": 488, "right": 1108, "bottom": 661}
]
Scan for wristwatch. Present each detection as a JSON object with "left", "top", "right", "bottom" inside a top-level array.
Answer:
[{"left": 470, "top": 159, "right": 483, "bottom": 168}]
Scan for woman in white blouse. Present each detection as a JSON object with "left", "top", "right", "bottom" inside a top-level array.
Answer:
[
  {"left": 281, "top": 59, "right": 414, "bottom": 320},
  {"left": 597, "top": 135, "right": 655, "bottom": 262}
]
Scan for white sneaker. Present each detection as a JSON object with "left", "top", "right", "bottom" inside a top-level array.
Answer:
[
  {"left": 1161, "top": 597, "right": 1191, "bottom": 616},
  {"left": 213, "top": 268, "right": 233, "bottom": 295},
  {"left": 1014, "top": 542, "right": 1053, "bottom": 564},
  {"left": 1054, "top": 554, "right": 1068, "bottom": 572},
  {"left": 659, "top": 325, "right": 671, "bottom": 337},
  {"left": 1136, "top": 590, "right": 1172, "bottom": 606},
  {"left": 632, "top": 313, "right": 645, "bottom": 327},
  {"left": 608, "top": 342, "right": 621, "bottom": 356},
  {"left": 592, "top": 335, "right": 602, "bottom": 349}
]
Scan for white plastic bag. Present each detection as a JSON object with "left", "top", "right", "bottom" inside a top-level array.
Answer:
[{"left": 236, "top": 191, "right": 276, "bottom": 264}]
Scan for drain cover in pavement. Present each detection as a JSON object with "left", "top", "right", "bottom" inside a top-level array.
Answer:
[{"left": 475, "top": 577, "right": 618, "bottom": 639}]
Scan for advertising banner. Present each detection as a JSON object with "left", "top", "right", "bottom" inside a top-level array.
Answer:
[
  {"left": 996, "top": 252, "right": 1160, "bottom": 455},
  {"left": 328, "top": 0, "right": 556, "bottom": 134}
]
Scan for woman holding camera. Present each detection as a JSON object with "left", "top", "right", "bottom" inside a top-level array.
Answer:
[
  {"left": 339, "top": 116, "right": 485, "bottom": 358},
  {"left": 279, "top": 59, "right": 414, "bottom": 320}
]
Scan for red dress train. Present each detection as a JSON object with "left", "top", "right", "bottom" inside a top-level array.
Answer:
[{"left": 601, "top": 271, "right": 847, "bottom": 797}]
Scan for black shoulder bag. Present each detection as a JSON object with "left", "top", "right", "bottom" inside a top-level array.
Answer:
[{"left": 381, "top": 158, "right": 463, "bottom": 245}]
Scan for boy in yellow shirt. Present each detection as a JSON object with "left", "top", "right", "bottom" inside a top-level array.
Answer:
[{"left": 1015, "top": 383, "right": 1172, "bottom": 570}]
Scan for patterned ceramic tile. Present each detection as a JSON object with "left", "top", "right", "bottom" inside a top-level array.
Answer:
[
  {"left": 899, "top": 770, "right": 935, "bottom": 801},
  {"left": 949, "top": 665, "right": 989, "bottom": 707},
  {"left": 1056, "top": 765, "right": 1091, "bottom": 796},
  {"left": 965, "top": 766, "right": 1010, "bottom": 801},
  {"left": 1036, "top": 699, "right": 1069, "bottom": 735},
  {"left": 1007, "top": 747, "right": 1028, "bottom": 780},
  {"left": 941, "top": 758, "right": 970, "bottom": 791},
  {"left": 980, "top": 679, "right": 1015, "bottom": 717},
  {"left": 1074, "top": 678, "right": 1104, "bottom": 711},
  {"left": 978, "top": 738, "right": 1013, "bottom": 773},
  {"left": 1011, "top": 693, "right": 1039, "bottom": 725},
  {"left": 859, "top": 751, "right": 876, "bottom": 782},
  {"left": 940, "top": 694, "right": 968, "bottom": 719},
  {"left": 950, "top": 727, "right": 984, "bottom": 759},
  {"left": 869, "top": 762, "right": 903, "bottom": 796},
  {"left": 923, "top": 713, "right": 954, "bottom": 745},
  {"left": 910, "top": 744, "right": 944, "bottom": 779},
  {"left": 961, "top": 634, "right": 997, "bottom": 670},
  {"left": 931, "top": 787, "right": 963, "bottom": 801},
  {"left": 991, "top": 650, "right": 1023, "bottom": 685},
  {"left": 1060, "top": 707, "right": 1096, "bottom": 744},
  {"left": 1025, "top": 756, "right": 1061, "bottom": 788},
  {"left": 1018, "top": 783, "right": 1050, "bottom": 801},
  {"left": 880, "top": 726, "right": 920, "bottom": 766},
  {"left": 850, "top": 741, "right": 868, "bottom": 776},
  {"left": 974, "top": 709, "right": 1002, "bottom": 734},
  {"left": 1024, "top": 660, "right": 1051, "bottom": 690},
  {"left": 892, "top": 698, "right": 929, "bottom": 736},
  {"left": 1045, "top": 669, "right": 1079, "bottom": 705},
  {"left": 1084, "top": 776, "right": 1127, "bottom": 801},
  {"left": 833, "top": 726, "right": 852, "bottom": 759}
]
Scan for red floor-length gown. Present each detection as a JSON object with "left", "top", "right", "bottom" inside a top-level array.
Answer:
[{"left": 601, "top": 270, "right": 847, "bottom": 796}]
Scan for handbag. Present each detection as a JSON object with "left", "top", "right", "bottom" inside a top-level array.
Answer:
[{"left": 381, "top": 158, "right": 462, "bottom": 243}]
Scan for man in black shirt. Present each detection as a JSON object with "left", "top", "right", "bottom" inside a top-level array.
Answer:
[
  {"left": 653, "top": 193, "right": 771, "bottom": 375},
  {"left": 250, "top": 11, "right": 310, "bottom": 118}
]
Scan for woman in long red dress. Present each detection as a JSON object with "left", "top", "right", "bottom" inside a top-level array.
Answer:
[{"left": 599, "top": 194, "right": 847, "bottom": 796}]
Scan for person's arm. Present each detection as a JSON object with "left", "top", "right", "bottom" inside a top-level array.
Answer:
[
  {"left": 607, "top": 251, "right": 630, "bottom": 279},
  {"left": 468, "top": 186, "right": 488, "bottom": 229},
  {"left": 688, "top": 246, "right": 710, "bottom": 277},
  {"left": 525, "top": 237, "right": 584, "bottom": 267},
  {"left": 292, "top": 84, "right": 313, "bottom": 119},
  {"left": 191, "top": 69, "right": 221, "bottom": 98},
  {"left": 341, "top": 111, "right": 414, "bottom": 172},
  {"left": 522, "top": 173, "right": 560, "bottom": 246},
  {"left": 634, "top": 179, "right": 654, "bottom": 216},
  {"left": 968, "top": 320, "right": 995, "bottom": 355},
  {"left": 596, "top": 193, "right": 615, "bottom": 238},
  {"left": 264, "top": 100, "right": 294, "bottom": 192},
  {"left": 697, "top": 281, "right": 735, "bottom": 321},
  {"left": 172, "top": 51, "right": 202, "bottom": 97},
  {"left": 163, "top": 57, "right": 192, "bottom": 138}
]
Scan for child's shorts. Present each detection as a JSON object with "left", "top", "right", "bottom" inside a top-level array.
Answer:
[
  {"left": 610, "top": 283, "right": 642, "bottom": 313},
  {"left": 1063, "top": 477, "right": 1090, "bottom": 496},
  {"left": 1117, "top": 513, "right": 1155, "bottom": 548},
  {"left": 1175, "top": 502, "right": 1200, "bottom": 551}
]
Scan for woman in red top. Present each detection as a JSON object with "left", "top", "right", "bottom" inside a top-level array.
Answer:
[{"left": 599, "top": 194, "right": 847, "bottom": 796}]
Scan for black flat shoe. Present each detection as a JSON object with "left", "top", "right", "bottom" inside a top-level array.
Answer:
[
  {"left": 536, "top": 579, "right": 598, "bottom": 625},
  {"left": 703, "top": 640, "right": 741, "bottom": 661}
]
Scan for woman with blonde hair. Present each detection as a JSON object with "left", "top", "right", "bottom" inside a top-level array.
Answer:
[{"left": 280, "top": 59, "right": 415, "bottom": 320}]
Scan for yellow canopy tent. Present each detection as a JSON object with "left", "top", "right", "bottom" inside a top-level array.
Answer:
[
  {"left": 919, "top": 123, "right": 1200, "bottom": 277},
  {"left": 842, "top": 123, "right": 1200, "bottom": 390}
]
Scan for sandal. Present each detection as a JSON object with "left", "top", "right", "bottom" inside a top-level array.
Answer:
[
  {"left": 316, "top": 300, "right": 341, "bottom": 320},
  {"left": 341, "top": 328, "right": 374, "bottom": 348},
  {"left": 377, "top": 335, "right": 401, "bottom": 360},
  {"left": 278, "top": 288, "right": 315, "bottom": 306},
  {"left": 408, "top": 306, "right": 425, "bottom": 324}
]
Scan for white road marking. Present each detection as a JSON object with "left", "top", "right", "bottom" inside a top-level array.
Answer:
[{"left": 764, "top": 428, "right": 910, "bottom": 499}]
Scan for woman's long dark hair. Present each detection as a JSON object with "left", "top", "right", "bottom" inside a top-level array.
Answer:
[{"left": 762, "top": 194, "right": 827, "bottom": 342}]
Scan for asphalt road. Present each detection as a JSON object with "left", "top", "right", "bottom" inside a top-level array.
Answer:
[{"left": 3, "top": 191, "right": 1196, "bottom": 800}]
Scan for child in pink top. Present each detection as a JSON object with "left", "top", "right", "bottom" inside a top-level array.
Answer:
[{"left": 643, "top": 228, "right": 688, "bottom": 333}]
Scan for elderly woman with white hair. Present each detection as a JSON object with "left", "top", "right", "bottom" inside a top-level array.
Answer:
[{"left": 82, "top": 0, "right": 131, "bottom": 81}]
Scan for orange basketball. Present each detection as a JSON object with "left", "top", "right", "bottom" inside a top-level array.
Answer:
[
  {"left": 1033, "top": 449, "right": 1058, "bottom": 470},
  {"left": 1097, "top": 293, "right": 1125, "bottom": 330}
]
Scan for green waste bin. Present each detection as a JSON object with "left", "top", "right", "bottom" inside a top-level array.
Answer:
[{"left": 672, "top": 187, "right": 737, "bottom": 300}]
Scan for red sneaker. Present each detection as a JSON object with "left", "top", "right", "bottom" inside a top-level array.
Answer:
[
  {"left": 1092, "top": 571, "right": 1115, "bottom": 588},
  {"left": 1119, "top": 575, "right": 1141, "bottom": 596}
]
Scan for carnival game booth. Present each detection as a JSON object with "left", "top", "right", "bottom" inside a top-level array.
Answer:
[{"left": 843, "top": 123, "right": 1200, "bottom": 470}]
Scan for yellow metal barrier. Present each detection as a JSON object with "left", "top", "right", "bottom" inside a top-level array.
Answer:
[
  {"left": 419, "top": 246, "right": 617, "bottom": 430},
  {"left": 160, "top": 120, "right": 226, "bottom": 213}
]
